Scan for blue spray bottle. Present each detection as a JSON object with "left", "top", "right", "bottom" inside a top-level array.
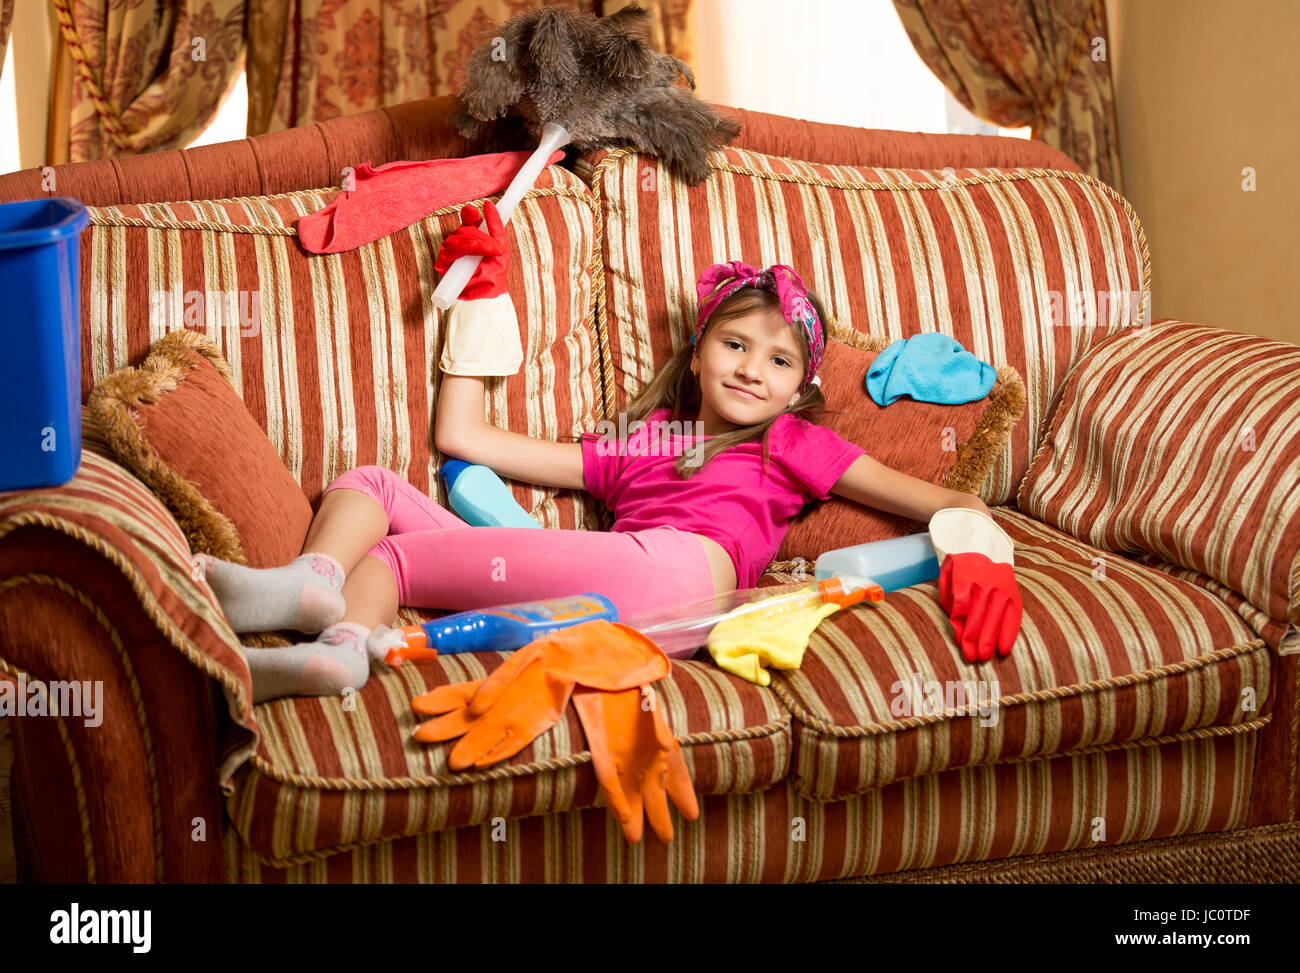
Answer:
[{"left": 384, "top": 592, "right": 618, "bottom": 665}]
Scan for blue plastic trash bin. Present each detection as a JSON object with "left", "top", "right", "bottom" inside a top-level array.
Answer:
[{"left": 0, "top": 197, "right": 89, "bottom": 491}]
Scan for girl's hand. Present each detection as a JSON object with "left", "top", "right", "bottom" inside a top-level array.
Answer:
[{"left": 433, "top": 201, "right": 510, "bottom": 300}]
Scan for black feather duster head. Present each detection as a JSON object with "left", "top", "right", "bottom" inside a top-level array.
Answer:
[{"left": 452, "top": 5, "right": 741, "bottom": 185}]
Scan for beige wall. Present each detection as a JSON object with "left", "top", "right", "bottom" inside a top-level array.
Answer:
[
  {"left": 8, "top": 2, "right": 59, "bottom": 172},
  {"left": 1107, "top": 0, "right": 1299, "bottom": 344}
]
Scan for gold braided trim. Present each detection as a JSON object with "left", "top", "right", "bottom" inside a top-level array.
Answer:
[
  {"left": 51, "top": 0, "right": 130, "bottom": 154},
  {"left": 812, "top": 718, "right": 1270, "bottom": 805},
  {"left": 0, "top": 573, "right": 165, "bottom": 880},
  {"left": 587, "top": 170, "right": 617, "bottom": 423},
  {"left": 0, "top": 654, "right": 95, "bottom": 881},
  {"left": 240, "top": 713, "right": 789, "bottom": 793},
  {"left": 86, "top": 185, "right": 595, "bottom": 237},
  {"left": 1034, "top": 0, "right": 1104, "bottom": 134},
  {"left": 0, "top": 509, "right": 258, "bottom": 790},
  {"left": 767, "top": 636, "right": 1270, "bottom": 739}
]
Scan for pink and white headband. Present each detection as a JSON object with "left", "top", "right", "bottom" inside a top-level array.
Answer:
[{"left": 692, "top": 261, "right": 825, "bottom": 393}]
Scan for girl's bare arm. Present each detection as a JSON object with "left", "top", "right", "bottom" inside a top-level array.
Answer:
[
  {"left": 828, "top": 455, "right": 990, "bottom": 523},
  {"left": 434, "top": 374, "right": 586, "bottom": 491}
]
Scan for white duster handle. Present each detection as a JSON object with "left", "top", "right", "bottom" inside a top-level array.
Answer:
[{"left": 432, "top": 122, "right": 571, "bottom": 310}]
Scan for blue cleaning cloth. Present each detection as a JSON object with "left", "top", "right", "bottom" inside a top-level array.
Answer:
[{"left": 866, "top": 332, "right": 996, "bottom": 406}]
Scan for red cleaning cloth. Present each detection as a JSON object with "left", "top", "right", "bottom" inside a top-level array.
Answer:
[{"left": 297, "top": 150, "right": 565, "bottom": 254}]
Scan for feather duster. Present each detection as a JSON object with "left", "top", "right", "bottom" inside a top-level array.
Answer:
[{"left": 451, "top": 4, "right": 741, "bottom": 186}]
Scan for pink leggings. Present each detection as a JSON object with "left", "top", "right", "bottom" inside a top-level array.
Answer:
[{"left": 322, "top": 465, "right": 718, "bottom": 619}]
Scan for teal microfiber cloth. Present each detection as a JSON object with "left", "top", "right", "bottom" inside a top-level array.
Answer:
[{"left": 866, "top": 332, "right": 996, "bottom": 406}]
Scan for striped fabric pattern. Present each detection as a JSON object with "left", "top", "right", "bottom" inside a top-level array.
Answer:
[
  {"left": 79, "top": 166, "right": 605, "bottom": 530},
  {"left": 577, "top": 147, "right": 1151, "bottom": 506},
  {"left": 771, "top": 507, "right": 1273, "bottom": 801},
  {"left": 223, "top": 651, "right": 790, "bottom": 863},
  {"left": 222, "top": 730, "right": 1256, "bottom": 881},
  {"left": 0, "top": 411, "right": 260, "bottom": 792},
  {"left": 1017, "top": 320, "right": 1300, "bottom": 655}
]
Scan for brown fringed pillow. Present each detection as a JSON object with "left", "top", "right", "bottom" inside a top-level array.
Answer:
[
  {"left": 87, "top": 329, "right": 315, "bottom": 643},
  {"left": 770, "top": 331, "right": 1025, "bottom": 568}
]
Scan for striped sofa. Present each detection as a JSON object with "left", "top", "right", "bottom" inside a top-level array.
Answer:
[{"left": 1, "top": 96, "right": 1297, "bottom": 884}]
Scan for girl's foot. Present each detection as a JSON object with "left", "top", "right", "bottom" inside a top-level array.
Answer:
[
  {"left": 195, "top": 552, "right": 347, "bottom": 634},
  {"left": 242, "top": 621, "right": 372, "bottom": 704}
]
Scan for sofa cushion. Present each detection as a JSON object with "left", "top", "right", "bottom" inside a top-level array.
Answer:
[
  {"left": 222, "top": 634, "right": 790, "bottom": 864},
  {"left": 773, "top": 331, "right": 1024, "bottom": 565},
  {"left": 1017, "top": 319, "right": 1300, "bottom": 656},
  {"left": 78, "top": 163, "right": 605, "bottom": 531},
  {"left": 767, "top": 506, "right": 1274, "bottom": 801},
  {"left": 86, "top": 329, "right": 313, "bottom": 570},
  {"left": 576, "top": 146, "right": 1150, "bottom": 507}
]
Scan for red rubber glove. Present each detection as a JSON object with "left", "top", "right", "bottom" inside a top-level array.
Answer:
[
  {"left": 433, "top": 200, "right": 509, "bottom": 300},
  {"left": 938, "top": 551, "right": 1023, "bottom": 663}
]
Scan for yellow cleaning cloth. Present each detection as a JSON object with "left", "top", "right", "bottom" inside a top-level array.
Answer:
[{"left": 707, "top": 593, "right": 842, "bottom": 687}]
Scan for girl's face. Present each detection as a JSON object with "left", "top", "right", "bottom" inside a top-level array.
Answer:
[{"left": 690, "top": 306, "right": 807, "bottom": 436}]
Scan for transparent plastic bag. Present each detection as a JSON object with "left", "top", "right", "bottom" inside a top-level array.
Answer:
[{"left": 623, "top": 576, "right": 882, "bottom": 659}]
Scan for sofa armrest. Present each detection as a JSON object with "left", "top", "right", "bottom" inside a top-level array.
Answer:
[
  {"left": 1017, "top": 319, "right": 1300, "bottom": 654},
  {"left": 0, "top": 430, "right": 259, "bottom": 881}
]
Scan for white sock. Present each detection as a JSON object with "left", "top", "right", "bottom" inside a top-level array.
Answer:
[
  {"left": 195, "top": 552, "right": 347, "bottom": 634},
  {"left": 242, "top": 621, "right": 372, "bottom": 704}
]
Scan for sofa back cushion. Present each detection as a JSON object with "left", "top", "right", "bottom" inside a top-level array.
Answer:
[
  {"left": 578, "top": 146, "right": 1150, "bottom": 506},
  {"left": 76, "top": 165, "right": 605, "bottom": 530}
]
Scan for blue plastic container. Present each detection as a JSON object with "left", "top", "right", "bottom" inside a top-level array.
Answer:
[
  {"left": 440, "top": 458, "right": 541, "bottom": 528},
  {"left": 0, "top": 197, "right": 90, "bottom": 491},
  {"left": 815, "top": 532, "right": 941, "bottom": 592}
]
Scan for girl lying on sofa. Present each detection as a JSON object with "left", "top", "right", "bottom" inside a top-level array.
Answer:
[{"left": 196, "top": 202, "right": 1023, "bottom": 703}]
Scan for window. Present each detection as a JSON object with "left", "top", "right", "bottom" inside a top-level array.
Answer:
[
  {"left": 0, "top": 41, "right": 20, "bottom": 175},
  {"left": 693, "top": 0, "right": 1029, "bottom": 138},
  {"left": 186, "top": 59, "right": 248, "bottom": 149}
]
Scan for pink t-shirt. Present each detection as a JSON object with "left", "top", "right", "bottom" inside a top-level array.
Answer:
[{"left": 580, "top": 408, "right": 867, "bottom": 588}]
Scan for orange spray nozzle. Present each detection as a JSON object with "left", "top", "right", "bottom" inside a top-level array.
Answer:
[
  {"left": 384, "top": 624, "right": 439, "bottom": 667},
  {"left": 816, "top": 576, "right": 884, "bottom": 607}
]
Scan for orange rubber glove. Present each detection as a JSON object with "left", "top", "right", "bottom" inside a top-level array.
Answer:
[
  {"left": 410, "top": 620, "right": 670, "bottom": 770},
  {"left": 571, "top": 684, "right": 699, "bottom": 843}
]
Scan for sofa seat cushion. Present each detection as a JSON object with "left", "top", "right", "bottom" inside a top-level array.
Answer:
[
  {"left": 78, "top": 163, "right": 605, "bottom": 532},
  {"left": 766, "top": 506, "right": 1274, "bottom": 801},
  {"left": 576, "top": 146, "right": 1150, "bottom": 507},
  {"left": 223, "top": 628, "right": 790, "bottom": 865}
]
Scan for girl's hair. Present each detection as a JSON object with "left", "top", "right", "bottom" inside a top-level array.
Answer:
[{"left": 618, "top": 286, "right": 832, "bottom": 479}]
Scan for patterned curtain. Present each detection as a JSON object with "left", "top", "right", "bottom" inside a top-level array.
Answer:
[
  {"left": 246, "top": 0, "right": 697, "bottom": 135},
  {"left": 0, "top": 0, "right": 13, "bottom": 86},
  {"left": 892, "top": 0, "right": 1122, "bottom": 192},
  {"left": 54, "top": 0, "right": 247, "bottom": 163}
]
